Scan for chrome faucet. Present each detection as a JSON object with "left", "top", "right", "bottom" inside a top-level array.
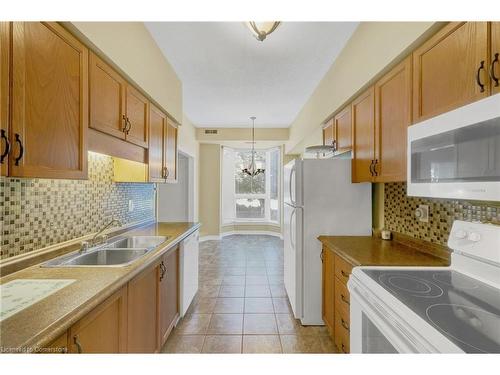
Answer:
[
  {"left": 80, "top": 218, "right": 122, "bottom": 253},
  {"left": 92, "top": 218, "right": 122, "bottom": 245}
]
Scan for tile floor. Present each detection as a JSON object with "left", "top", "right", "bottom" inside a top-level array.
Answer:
[{"left": 161, "top": 235, "right": 337, "bottom": 354}]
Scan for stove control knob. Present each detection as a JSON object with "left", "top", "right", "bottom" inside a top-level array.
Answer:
[
  {"left": 469, "top": 316, "right": 482, "bottom": 328},
  {"left": 454, "top": 229, "right": 468, "bottom": 239},
  {"left": 468, "top": 232, "right": 481, "bottom": 242}
]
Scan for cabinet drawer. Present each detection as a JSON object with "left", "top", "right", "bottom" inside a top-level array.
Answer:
[
  {"left": 334, "top": 278, "right": 350, "bottom": 318},
  {"left": 334, "top": 308, "right": 350, "bottom": 354},
  {"left": 334, "top": 254, "right": 353, "bottom": 284}
]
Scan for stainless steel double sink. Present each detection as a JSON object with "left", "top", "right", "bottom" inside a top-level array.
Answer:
[{"left": 42, "top": 236, "right": 169, "bottom": 267}]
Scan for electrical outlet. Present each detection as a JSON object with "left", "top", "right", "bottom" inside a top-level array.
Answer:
[
  {"left": 128, "top": 200, "right": 134, "bottom": 212},
  {"left": 415, "top": 204, "right": 429, "bottom": 223}
]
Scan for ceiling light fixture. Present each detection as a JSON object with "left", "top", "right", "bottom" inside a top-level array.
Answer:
[
  {"left": 246, "top": 22, "right": 281, "bottom": 41},
  {"left": 242, "top": 116, "right": 265, "bottom": 177}
]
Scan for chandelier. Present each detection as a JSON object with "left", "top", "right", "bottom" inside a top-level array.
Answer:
[
  {"left": 245, "top": 22, "right": 281, "bottom": 41},
  {"left": 242, "top": 116, "right": 265, "bottom": 177}
]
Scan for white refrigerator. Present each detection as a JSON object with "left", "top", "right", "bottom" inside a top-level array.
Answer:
[{"left": 283, "top": 157, "right": 372, "bottom": 325}]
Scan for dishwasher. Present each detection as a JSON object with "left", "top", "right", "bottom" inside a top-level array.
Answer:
[{"left": 179, "top": 229, "right": 199, "bottom": 317}]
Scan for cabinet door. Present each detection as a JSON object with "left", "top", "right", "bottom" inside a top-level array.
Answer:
[
  {"left": 334, "top": 106, "right": 352, "bottom": 152},
  {"left": 165, "top": 118, "right": 178, "bottom": 182},
  {"left": 322, "top": 119, "right": 334, "bottom": 147},
  {"left": 69, "top": 287, "right": 127, "bottom": 353},
  {"left": 148, "top": 104, "right": 166, "bottom": 182},
  {"left": 11, "top": 22, "right": 88, "bottom": 179},
  {"left": 89, "top": 52, "right": 126, "bottom": 140},
  {"left": 159, "top": 247, "right": 179, "bottom": 346},
  {"left": 351, "top": 86, "right": 375, "bottom": 183},
  {"left": 413, "top": 22, "right": 488, "bottom": 122},
  {"left": 322, "top": 247, "right": 335, "bottom": 338},
  {"left": 127, "top": 263, "right": 159, "bottom": 353},
  {"left": 374, "top": 56, "right": 412, "bottom": 182},
  {"left": 0, "top": 22, "right": 9, "bottom": 177},
  {"left": 491, "top": 22, "right": 500, "bottom": 95},
  {"left": 125, "top": 85, "right": 149, "bottom": 148}
]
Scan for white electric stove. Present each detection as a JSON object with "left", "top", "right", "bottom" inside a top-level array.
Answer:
[{"left": 348, "top": 220, "right": 500, "bottom": 353}]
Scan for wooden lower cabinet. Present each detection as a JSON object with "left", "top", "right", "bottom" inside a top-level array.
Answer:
[
  {"left": 68, "top": 287, "right": 127, "bottom": 353},
  {"left": 158, "top": 246, "right": 180, "bottom": 347},
  {"left": 322, "top": 246, "right": 354, "bottom": 353},
  {"left": 321, "top": 247, "right": 335, "bottom": 337},
  {"left": 321, "top": 246, "right": 335, "bottom": 337},
  {"left": 127, "top": 262, "right": 160, "bottom": 353},
  {"left": 42, "top": 332, "right": 68, "bottom": 354}
]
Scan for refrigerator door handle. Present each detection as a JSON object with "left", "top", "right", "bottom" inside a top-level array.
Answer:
[
  {"left": 289, "top": 165, "right": 296, "bottom": 206},
  {"left": 290, "top": 207, "right": 296, "bottom": 250}
]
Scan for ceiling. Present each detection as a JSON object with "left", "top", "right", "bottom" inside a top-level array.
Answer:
[{"left": 145, "top": 22, "right": 358, "bottom": 128}]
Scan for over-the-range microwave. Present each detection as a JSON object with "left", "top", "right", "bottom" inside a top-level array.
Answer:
[{"left": 408, "top": 93, "right": 500, "bottom": 202}]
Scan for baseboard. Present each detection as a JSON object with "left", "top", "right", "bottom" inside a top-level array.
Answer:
[
  {"left": 221, "top": 230, "right": 283, "bottom": 239},
  {"left": 199, "top": 231, "right": 283, "bottom": 242},
  {"left": 199, "top": 235, "right": 222, "bottom": 242}
]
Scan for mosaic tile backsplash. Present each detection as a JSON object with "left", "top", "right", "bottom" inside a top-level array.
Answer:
[
  {"left": 0, "top": 152, "right": 155, "bottom": 260},
  {"left": 384, "top": 182, "right": 500, "bottom": 246}
]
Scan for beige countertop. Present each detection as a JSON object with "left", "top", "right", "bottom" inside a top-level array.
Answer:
[
  {"left": 317, "top": 235, "right": 450, "bottom": 267},
  {"left": 0, "top": 222, "right": 200, "bottom": 351}
]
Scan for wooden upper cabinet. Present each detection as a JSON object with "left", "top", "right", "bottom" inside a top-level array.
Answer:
[
  {"left": 374, "top": 56, "right": 412, "bottom": 182},
  {"left": 165, "top": 118, "right": 178, "bottom": 182},
  {"left": 10, "top": 22, "right": 88, "bottom": 179},
  {"left": 159, "top": 247, "right": 179, "bottom": 347},
  {"left": 412, "top": 22, "right": 489, "bottom": 123},
  {"left": 351, "top": 86, "right": 375, "bottom": 183},
  {"left": 125, "top": 85, "right": 149, "bottom": 148},
  {"left": 89, "top": 52, "right": 126, "bottom": 140},
  {"left": 491, "top": 22, "right": 500, "bottom": 95},
  {"left": 148, "top": 104, "right": 166, "bottom": 182},
  {"left": 0, "top": 22, "right": 9, "bottom": 177},
  {"left": 334, "top": 106, "right": 352, "bottom": 152},
  {"left": 127, "top": 263, "right": 159, "bottom": 353},
  {"left": 322, "top": 119, "right": 334, "bottom": 147},
  {"left": 68, "top": 287, "right": 127, "bottom": 353},
  {"left": 322, "top": 247, "right": 335, "bottom": 338}
]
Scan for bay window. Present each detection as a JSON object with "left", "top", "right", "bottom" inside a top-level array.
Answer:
[{"left": 222, "top": 147, "right": 280, "bottom": 224}]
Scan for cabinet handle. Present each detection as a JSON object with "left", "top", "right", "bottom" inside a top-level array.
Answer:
[
  {"left": 14, "top": 133, "right": 24, "bottom": 166},
  {"left": 341, "top": 343, "right": 347, "bottom": 353},
  {"left": 320, "top": 250, "right": 324, "bottom": 263},
  {"left": 164, "top": 167, "right": 169, "bottom": 179},
  {"left": 369, "top": 160, "right": 374, "bottom": 176},
  {"left": 373, "top": 159, "right": 379, "bottom": 177},
  {"left": 73, "top": 335, "right": 83, "bottom": 353},
  {"left": 340, "top": 270, "right": 349, "bottom": 278},
  {"left": 159, "top": 261, "right": 166, "bottom": 281},
  {"left": 341, "top": 318, "right": 350, "bottom": 331},
  {"left": 0, "top": 129, "right": 10, "bottom": 164},
  {"left": 341, "top": 294, "right": 350, "bottom": 305},
  {"left": 490, "top": 53, "right": 499, "bottom": 87},
  {"left": 476, "top": 60, "right": 486, "bottom": 92},
  {"left": 125, "top": 117, "right": 132, "bottom": 135},
  {"left": 122, "top": 114, "right": 127, "bottom": 133}
]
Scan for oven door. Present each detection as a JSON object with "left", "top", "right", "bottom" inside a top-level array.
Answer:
[
  {"left": 350, "top": 291, "right": 399, "bottom": 353},
  {"left": 407, "top": 93, "right": 500, "bottom": 201}
]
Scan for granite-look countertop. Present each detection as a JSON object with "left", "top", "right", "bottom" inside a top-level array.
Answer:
[
  {"left": 0, "top": 222, "right": 200, "bottom": 351},
  {"left": 317, "top": 235, "right": 450, "bottom": 267}
]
